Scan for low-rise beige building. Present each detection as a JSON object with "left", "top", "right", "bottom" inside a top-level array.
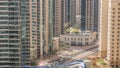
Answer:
[
  {"left": 53, "top": 37, "right": 60, "bottom": 51},
  {"left": 60, "top": 31, "right": 97, "bottom": 46}
]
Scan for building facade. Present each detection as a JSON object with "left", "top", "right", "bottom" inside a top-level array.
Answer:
[
  {"left": 99, "top": 0, "right": 108, "bottom": 59},
  {"left": 81, "top": 0, "right": 99, "bottom": 32},
  {"left": 76, "top": 0, "right": 81, "bottom": 24},
  {"left": 62, "top": 0, "right": 70, "bottom": 25},
  {"left": 100, "top": 0, "right": 120, "bottom": 68},
  {"left": 53, "top": 0, "right": 62, "bottom": 37},
  {"left": 0, "top": 0, "right": 54, "bottom": 67},
  {"left": 70, "top": 0, "right": 76, "bottom": 26},
  {"left": 60, "top": 32, "right": 96, "bottom": 46},
  {"left": 21, "top": 0, "right": 31, "bottom": 66},
  {"left": 0, "top": 0, "right": 30, "bottom": 68},
  {"left": 39, "top": 0, "right": 54, "bottom": 57},
  {"left": 107, "top": 0, "right": 120, "bottom": 67},
  {"left": 62, "top": 0, "right": 76, "bottom": 26},
  {"left": 29, "top": 0, "right": 41, "bottom": 59}
]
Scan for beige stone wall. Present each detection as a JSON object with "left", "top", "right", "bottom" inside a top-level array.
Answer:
[
  {"left": 53, "top": 37, "right": 60, "bottom": 51},
  {"left": 60, "top": 32, "right": 97, "bottom": 45},
  {"left": 99, "top": 0, "right": 108, "bottom": 58}
]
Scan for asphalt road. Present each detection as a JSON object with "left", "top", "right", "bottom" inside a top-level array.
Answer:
[{"left": 49, "top": 45, "right": 99, "bottom": 66}]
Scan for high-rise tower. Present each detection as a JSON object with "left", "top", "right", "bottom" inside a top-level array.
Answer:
[
  {"left": 100, "top": 0, "right": 120, "bottom": 68},
  {"left": 81, "top": 0, "right": 99, "bottom": 32},
  {"left": 99, "top": 0, "right": 108, "bottom": 59},
  {"left": 53, "top": 0, "right": 62, "bottom": 37},
  {"left": 29, "top": 0, "right": 54, "bottom": 58},
  {"left": 62, "top": 0, "right": 76, "bottom": 26},
  {"left": 85, "top": 0, "right": 99, "bottom": 31},
  {"left": 0, "top": 0, "right": 31, "bottom": 68}
]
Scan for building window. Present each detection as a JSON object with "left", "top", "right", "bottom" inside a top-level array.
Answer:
[
  {"left": 118, "top": 35, "right": 119, "bottom": 37},
  {"left": 118, "top": 20, "right": 120, "bottom": 22},
  {"left": 112, "top": 43, "right": 114, "bottom": 45},
  {"left": 74, "top": 38, "right": 76, "bottom": 40},
  {"left": 118, "top": 3, "right": 120, "bottom": 6},
  {"left": 118, "top": 23, "right": 120, "bottom": 25},
  {"left": 117, "top": 39, "right": 119, "bottom": 41},
  {"left": 118, "top": 12, "right": 120, "bottom": 14},
  {"left": 112, "top": 23, "right": 115, "bottom": 26},
  {"left": 118, "top": 16, "right": 120, "bottom": 18},
  {"left": 112, "top": 35, "right": 114, "bottom": 37},
  {"left": 113, "top": 16, "right": 115, "bottom": 18},
  {"left": 68, "top": 38, "right": 69, "bottom": 40},
  {"left": 112, "top": 39, "right": 114, "bottom": 41},
  {"left": 113, "top": 20, "right": 115, "bottom": 22},
  {"left": 118, "top": 27, "right": 120, "bottom": 29},
  {"left": 113, "top": 8, "right": 115, "bottom": 10},
  {"left": 117, "top": 50, "right": 119, "bottom": 52},
  {"left": 113, "top": 12, "right": 115, "bottom": 14},
  {"left": 111, "top": 61, "right": 114, "bottom": 64},
  {"left": 81, "top": 39, "right": 82, "bottom": 41},
  {"left": 65, "top": 38, "right": 66, "bottom": 40},
  {"left": 112, "top": 27, "right": 114, "bottom": 29}
]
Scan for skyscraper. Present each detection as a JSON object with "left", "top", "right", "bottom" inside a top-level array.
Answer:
[
  {"left": 29, "top": 0, "right": 40, "bottom": 59},
  {"left": 99, "top": 0, "right": 108, "bottom": 59},
  {"left": 62, "top": 0, "right": 76, "bottom": 26},
  {"left": 62, "top": 0, "right": 70, "bottom": 24},
  {"left": 39, "top": 0, "right": 54, "bottom": 57},
  {"left": 76, "top": 0, "right": 81, "bottom": 24},
  {"left": 81, "top": 0, "right": 99, "bottom": 32},
  {"left": 53, "top": 0, "right": 62, "bottom": 37},
  {"left": 81, "top": 0, "right": 86, "bottom": 31},
  {"left": 86, "top": 0, "right": 99, "bottom": 32},
  {"left": 21, "top": 0, "right": 31, "bottom": 66},
  {"left": 29, "top": 0, "right": 54, "bottom": 58},
  {"left": 70, "top": 0, "right": 76, "bottom": 26},
  {"left": 100, "top": 0, "right": 120, "bottom": 67},
  {"left": 0, "top": 0, "right": 30, "bottom": 68}
]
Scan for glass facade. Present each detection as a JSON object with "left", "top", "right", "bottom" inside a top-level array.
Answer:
[
  {"left": 0, "top": 0, "right": 21, "bottom": 68},
  {"left": 0, "top": 0, "right": 31, "bottom": 68},
  {"left": 21, "top": 0, "right": 31, "bottom": 67},
  {"left": 81, "top": 0, "right": 99, "bottom": 31},
  {"left": 81, "top": 0, "right": 86, "bottom": 31}
]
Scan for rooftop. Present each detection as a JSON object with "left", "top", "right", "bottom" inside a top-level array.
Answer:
[{"left": 63, "top": 31, "right": 94, "bottom": 36}]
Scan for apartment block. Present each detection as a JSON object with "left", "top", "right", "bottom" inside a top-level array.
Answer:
[
  {"left": 81, "top": 0, "right": 99, "bottom": 32},
  {"left": 100, "top": 0, "right": 120, "bottom": 68},
  {"left": 53, "top": 0, "right": 62, "bottom": 37},
  {"left": 29, "top": 0, "right": 54, "bottom": 58},
  {"left": 0, "top": 0, "right": 31, "bottom": 68}
]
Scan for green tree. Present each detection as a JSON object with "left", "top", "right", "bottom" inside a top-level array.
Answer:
[{"left": 59, "top": 41, "right": 70, "bottom": 50}]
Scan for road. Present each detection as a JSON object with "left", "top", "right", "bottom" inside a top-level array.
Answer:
[
  {"left": 49, "top": 45, "right": 99, "bottom": 66},
  {"left": 41, "top": 41, "right": 99, "bottom": 66},
  {"left": 72, "top": 47, "right": 98, "bottom": 59},
  {"left": 63, "top": 46, "right": 98, "bottom": 64}
]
